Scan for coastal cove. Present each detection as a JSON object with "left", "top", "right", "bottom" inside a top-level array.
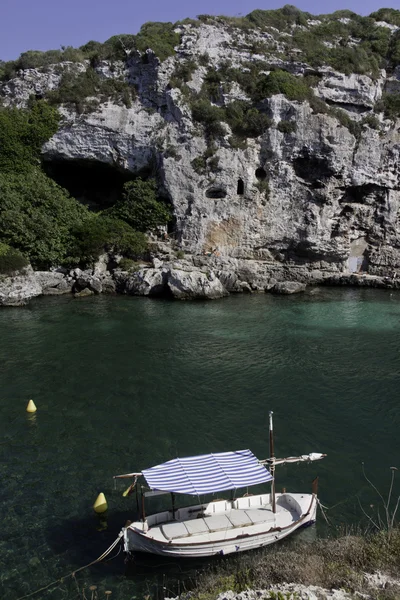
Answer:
[{"left": 1, "top": 289, "right": 400, "bottom": 599}]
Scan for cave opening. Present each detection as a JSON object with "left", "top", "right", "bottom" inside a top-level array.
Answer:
[
  {"left": 42, "top": 159, "right": 134, "bottom": 211},
  {"left": 255, "top": 167, "right": 267, "bottom": 180},
  {"left": 237, "top": 178, "right": 244, "bottom": 195},
  {"left": 206, "top": 187, "right": 227, "bottom": 199}
]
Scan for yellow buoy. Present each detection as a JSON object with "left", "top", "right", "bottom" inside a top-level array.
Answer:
[
  {"left": 26, "top": 400, "right": 37, "bottom": 413},
  {"left": 93, "top": 493, "right": 108, "bottom": 514}
]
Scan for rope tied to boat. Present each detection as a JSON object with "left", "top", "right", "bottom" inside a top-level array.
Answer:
[
  {"left": 16, "top": 532, "right": 124, "bottom": 600},
  {"left": 317, "top": 498, "right": 331, "bottom": 525}
]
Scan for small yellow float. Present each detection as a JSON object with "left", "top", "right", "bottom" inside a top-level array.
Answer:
[
  {"left": 26, "top": 400, "right": 37, "bottom": 413},
  {"left": 93, "top": 493, "right": 108, "bottom": 514}
]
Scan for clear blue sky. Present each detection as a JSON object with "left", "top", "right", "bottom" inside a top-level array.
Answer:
[{"left": 1, "top": 0, "right": 399, "bottom": 61}]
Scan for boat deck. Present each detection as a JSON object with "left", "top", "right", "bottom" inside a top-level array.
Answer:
[{"left": 145, "top": 504, "right": 298, "bottom": 543}]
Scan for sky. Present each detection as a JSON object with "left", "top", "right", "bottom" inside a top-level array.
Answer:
[{"left": 1, "top": 0, "right": 399, "bottom": 61}]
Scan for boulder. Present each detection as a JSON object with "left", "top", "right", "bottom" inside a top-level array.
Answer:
[
  {"left": 74, "top": 288, "right": 94, "bottom": 298},
  {"left": 0, "top": 274, "right": 42, "bottom": 306},
  {"left": 93, "top": 253, "right": 109, "bottom": 277},
  {"left": 34, "top": 271, "right": 65, "bottom": 289},
  {"left": 89, "top": 278, "right": 103, "bottom": 294},
  {"left": 75, "top": 275, "right": 102, "bottom": 294},
  {"left": 271, "top": 281, "right": 306, "bottom": 295},
  {"left": 101, "top": 277, "right": 117, "bottom": 294},
  {"left": 167, "top": 269, "right": 228, "bottom": 299},
  {"left": 124, "top": 268, "right": 168, "bottom": 296}
]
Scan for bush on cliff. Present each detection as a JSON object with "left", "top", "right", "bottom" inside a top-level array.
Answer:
[
  {"left": 68, "top": 216, "right": 147, "bottom": 266},
  {"left": 106, "top": 178, "right": 171, "bottom": 233},
  {"left": 135, "top": 22, "right": 180, "bottom": 62},
  {"left": 375, "top": 92, "right": 400, "bottom": 120},
  {"left": 225, "top": 101, "right": 272, "bottom": 137},
  {"left": 0, "top": 170, "right": 90, "bottom": 269},
  {"left": 0, "top": 101, "right": 60, "bottom": 172},
  {"left": 0, "top": 242, "right": 29, "bottom": 274},
  {"left": 253, "top": 70, "right": 312, "bottom": 103},
  {"left": 47, "top": 68, "right": 136, "bottom": 113}
]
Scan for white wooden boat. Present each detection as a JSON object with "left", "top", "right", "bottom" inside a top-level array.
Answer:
[{"left": 114, "top": 412, "right": 326, "bottom": 558}]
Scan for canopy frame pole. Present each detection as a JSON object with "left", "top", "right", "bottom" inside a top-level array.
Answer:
[
  {"left": 141, "top": 486, "right": 146, "bottom": 523},
  {"left": 171, "top": 493, "right": 176, "bottom": 519},
  {"left": 269, "top": 411, "right": 276, "bottom": 514},
  {"left": 135, "top": 482, "right": 140, "bottom": 515}
]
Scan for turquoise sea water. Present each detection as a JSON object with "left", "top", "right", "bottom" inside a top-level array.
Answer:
[{"left": 1, "top": 289, "right": 400, "bottom": 599}]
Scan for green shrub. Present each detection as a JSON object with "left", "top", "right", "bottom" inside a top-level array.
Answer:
[
  {"left": 0, "top": 101, "right": 60, "bottom": 173},
  {"left": 169, "top": 59, "right": 197, "bottom": 88},
  {"left": 0, "top": 47, "right": 86, "bottom": 81},
  {"left": 277, "top": 120, "right": 297, "bottom": 133},
  {"left": 47, "top": 68, "right": 135, "bottom": 113},
  {"left": 370, "top": 8, "right": 400, "bottom": 27},
  {"left": 135, "top": 22, "right": 180, "bottom": 62},
  {"left": 330, "top": 108, "right": 362, "bottom": 138},
  {"left": 228, "top": 135, "right": 248, "bottom": 150},
  {"left": 198, "top": 53, "right": 210, "bottom": 66},
  {"left": 69, "top": 217, "right": 147, "bottom": 265},
  {"left": 361, "top": 113, "right": 380, "bottom": 130},
  {"left": 202, "top": 69, "right": 222, "bottom": 102},
  {"left": 118, "top": 257, "right": 139, "bottom": 271},
  {"left": 191, "top": 152, "right": 220, "bottom": 174},
  {"left": 191, "top": 99, "right": 223, "bottom": 124},
  {"left": 253, "top": 70, "right": 312, "bottom": 103},
  {"left": 375, "top": 93, "right": 400, "bottom": 120},
  {"left": 175, "top": 250, "right": 185, "bottom": 259},
  {"left": 246, "top": 6, "right": 310, "bottom": 31},
  {"left": 208, "top": 156, "right": 220, "bottom": 172},
  {"left": 0, "top": 243, "right": 29, "bottom": 274},
  {"left": 106, "top": 178, "right": 171, "bottom": 233},
  {"left": 308, "top": 96, "right": 330, "bottom": 115},
  {"left": 0, "top": 170, "right": 89, "bottom": 269},
  {"left": 388, "top": 30, "right": 400, "bottom": 68},
  {"left": 225, "top": 101, "right": 272, "bottom": 138},
  {"left": 191, "top": 155, "right": 207, "bottom": 175},
  {"left": 191, "top": 99, "right": 226, "bottom": 140},
  {"left": 254, "top": 179, "right": 270, "bottom": 199}
]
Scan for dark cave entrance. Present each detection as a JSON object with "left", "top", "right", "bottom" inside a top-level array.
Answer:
[
  {"left": 237, "top": 178, "right": 244, "bottom": 195},
  {"left": 42, "top": 159, "right": 133, "bottom": 210}
]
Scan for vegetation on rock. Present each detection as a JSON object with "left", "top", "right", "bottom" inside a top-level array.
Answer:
[
  {"left": 68, "top": 217, "right": 147, "bottom": 266},
  {"left": 0, "top": 101, "right": 60, "bottom": 172},
  {"left": 0, "top": 242, "right": 29, "bottom": 274},
  {"left": 0, "top": 101, "right": 169, "bottom": 269},
  {"left": 0, "top": 169, "right": 89, "bottom": 269},
  {"left": 106, "top": 178, "right": 171, "bottom": 233},
  {"left": 0, "top": 21, "right": 179, "bottom": 82},
  {"left": 46, "top": 67, "right": 136, "bottom": 113},
  {"left": 375, "top": 93, "right": 400, "bottom": 120}
]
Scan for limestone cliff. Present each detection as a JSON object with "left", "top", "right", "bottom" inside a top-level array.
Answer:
[{"left": 1, "top": 9, "right": 400, "bottom": 293}]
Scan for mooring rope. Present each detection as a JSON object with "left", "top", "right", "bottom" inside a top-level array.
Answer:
[
  {"left": 16, "top": 532, "right": 124, "bottom": 600},
  {"left": 317, "top": 498, "right": 331, "bottom": 525}
]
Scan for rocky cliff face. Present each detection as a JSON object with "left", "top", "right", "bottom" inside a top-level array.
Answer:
[{"left": 2, "top": 14, "right": 400, "bottom": 291}]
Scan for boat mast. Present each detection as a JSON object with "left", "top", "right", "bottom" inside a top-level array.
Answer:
[{"left": 269, "top": 410, "right": 276, "bottom": 513}]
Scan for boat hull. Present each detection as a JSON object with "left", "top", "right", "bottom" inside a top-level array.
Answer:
[{"left": 122, "top": 493, "right": 317, "bottom": 558}]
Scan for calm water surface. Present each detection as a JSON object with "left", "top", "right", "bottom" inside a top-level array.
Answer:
[{"left": 1, "top": 289, "right": 400, "bottom": 599}]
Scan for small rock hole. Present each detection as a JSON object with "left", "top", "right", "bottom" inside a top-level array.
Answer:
[
  {"left": 237, "top": 178, "right": 244, "bottom": 195},
  {"left": 255, "top": 168, "right": 267, "bottom": 180}
]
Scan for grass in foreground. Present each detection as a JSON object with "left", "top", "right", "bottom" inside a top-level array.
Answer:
[{"left": 187, "top": 528, "right": 400, "bottom": 600}]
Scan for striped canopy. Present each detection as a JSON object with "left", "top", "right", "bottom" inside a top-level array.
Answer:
[{"left": 142, "top": 449, "right": 273, "bottom": 496}]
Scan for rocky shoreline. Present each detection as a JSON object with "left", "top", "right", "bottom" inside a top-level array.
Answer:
[{"left": 1, "top": 244, "right": 399, "bottom": 307}]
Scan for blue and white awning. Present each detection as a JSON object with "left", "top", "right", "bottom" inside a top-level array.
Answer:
[{"left": 142, "top": 449, "right": 273, "bottom": 496}]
